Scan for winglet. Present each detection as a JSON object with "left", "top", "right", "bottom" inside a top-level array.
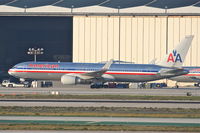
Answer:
[
  {"left": 102, "top": 59, "right": 113, "bottom": 70},
  {"left": 78, "top": 59, "right": 113, "bottom": 79},
  {"left": 157, "top": 35, "right": 194, "bottom": 68}
]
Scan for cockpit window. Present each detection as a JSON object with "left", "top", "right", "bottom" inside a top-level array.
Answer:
[{"left": 13, "top": 64, "right": 26, "bottom": 69}]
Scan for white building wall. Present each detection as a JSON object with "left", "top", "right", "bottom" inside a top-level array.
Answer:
[{"left": 73, "top": 16, "right": 200, "bottom": 67}]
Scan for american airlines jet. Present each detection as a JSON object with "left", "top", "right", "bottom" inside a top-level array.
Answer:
[
  {"left": 8, "top": 35, "right": 194, "bottom": 85},
  {"left": 170, "top": 67, "right": 200, "bottom": 86}
]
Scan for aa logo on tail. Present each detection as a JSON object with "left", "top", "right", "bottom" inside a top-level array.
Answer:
[{"left": 167, "top": 50, "right": 182, "bottom": 63}]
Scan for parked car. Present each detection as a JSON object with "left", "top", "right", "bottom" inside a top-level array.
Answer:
[{"left": 2, "top": 80, "right": 30, "bottom": 88}]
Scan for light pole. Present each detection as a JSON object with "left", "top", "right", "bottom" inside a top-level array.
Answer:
[
  {"left": 165, "top": 6, "right": 168, "bottom": 54},
  {"left": 24, "top": 5, "right": 27, "bottom": 13},
  {"left": 118, "top": 6, "right": 121, "bottom": 63},
  {"left": 71, "top": 5, "right": 74, "bottom": 14},
  {"left": 165, "top": 6, "right": 169, "bottom": 86},
  {"left": 27, "top": 48, "right": 44, "bottom": 62}
]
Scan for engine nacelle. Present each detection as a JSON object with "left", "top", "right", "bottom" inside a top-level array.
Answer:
[{"left": 61, "top": 74, "right": 80, "bottom": 85}]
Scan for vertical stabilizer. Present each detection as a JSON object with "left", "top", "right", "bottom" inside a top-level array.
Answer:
[{"left": 157, "top": 35, "right": 194, "bottom": 68}]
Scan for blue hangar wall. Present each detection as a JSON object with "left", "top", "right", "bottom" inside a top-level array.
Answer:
[{"left": 0, "top": 16, "right": 72, "bottom": 77}]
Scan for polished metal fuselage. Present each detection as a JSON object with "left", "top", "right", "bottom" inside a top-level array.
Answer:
[{"left": 8, "top": 61, "right": 185, "bottom": 82}]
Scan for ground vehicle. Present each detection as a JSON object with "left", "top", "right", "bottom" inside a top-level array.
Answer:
[
  {"left": 41, "top": 81, "right": 53, "bottom": 87},
  {"left": 90, "top": 82, "right": 129, "bottom": 89},
  {"left": 2, "top": 80, "right": 30, "bottom": 88}
]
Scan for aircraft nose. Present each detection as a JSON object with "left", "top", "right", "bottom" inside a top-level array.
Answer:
[{"left": 8, "top": 69, "right": 14, "bottom": 76}]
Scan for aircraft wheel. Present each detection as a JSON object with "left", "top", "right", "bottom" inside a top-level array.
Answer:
[
  {"left": 8, "top": 84, "right": 13, "bottom": 88},
  {"left": 175, "top": 85, "right": 179, "bottom": 88},
  {"left": 197, "top": 83, "right": 200, "bottom": 87},
  {"left": 24, "top": 84, "right": 29, "bottom": 88}
]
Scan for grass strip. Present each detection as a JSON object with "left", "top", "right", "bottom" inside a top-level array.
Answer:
[
  {"left": 1, "top": 124, "right": 200, "bottom": 132},
  {"left": 1, "top": 94, "right": 200, "bottom": 100},
  {"left": 1, "top": 106, "right": 200, "bottom": 118}
]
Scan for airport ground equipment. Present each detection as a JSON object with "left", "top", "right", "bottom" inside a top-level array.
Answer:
[{"left": 1, "top": 80, "right": 30, "bottom": 88}]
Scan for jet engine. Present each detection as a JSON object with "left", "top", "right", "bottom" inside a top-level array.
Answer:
[
  {"left": 61, "top": 74, "right": 92, "bottom": 85},
  {"left": 61, "top": 74, "right": 81, "bottom": 85}
]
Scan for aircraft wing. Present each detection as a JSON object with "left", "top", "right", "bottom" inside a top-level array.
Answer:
[
  {"left": 70, "top": 59, "right": 113, "bottom": 80},
  {"left": 159, "top": 68, "right": 189, "bottom": 77}
]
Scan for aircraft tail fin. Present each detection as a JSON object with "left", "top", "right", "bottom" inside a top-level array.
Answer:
[{"left": 157, "top": 35, "right": 194, "bottom": 68}]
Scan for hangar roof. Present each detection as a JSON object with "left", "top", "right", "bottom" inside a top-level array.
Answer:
[{"left": 0, "top": 0, "right": 200, "bottom": 15}]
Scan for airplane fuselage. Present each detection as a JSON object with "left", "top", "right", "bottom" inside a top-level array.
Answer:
[{"left": 8, "top": 62, "right": 185, "bottom": 83}]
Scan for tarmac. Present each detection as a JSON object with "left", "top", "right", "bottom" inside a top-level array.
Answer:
[
  {"left": 0, "top": 99, "right": 200, "bottom": 108},
  {"left": 0, "top": 85, "right": 199, "bottom": 96}
]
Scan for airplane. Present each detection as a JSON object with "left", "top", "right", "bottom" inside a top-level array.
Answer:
[
  {"left": 149, "top": 57, "right": 200, "bottom": 86},
  {"left": 170, "top": 67, "right": 200, "bottom": 87},
  {"left": 8, "top": 35, "right": 194, "bottom": 86},
  {"left": 150, "top": 60, "right": 200, "bottom": 87},
  {"left": 148, "top": 44, "right": 200, "bottom": 87}
]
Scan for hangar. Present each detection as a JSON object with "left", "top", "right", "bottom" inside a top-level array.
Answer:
[{"left": 0, "top": 0, "right": 200, "bottom": 81}]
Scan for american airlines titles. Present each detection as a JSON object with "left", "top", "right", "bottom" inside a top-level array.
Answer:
[{"left": 28, "top": 64, "right": 59, "bottom": 68}]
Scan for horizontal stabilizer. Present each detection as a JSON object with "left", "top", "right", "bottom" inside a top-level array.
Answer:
[{"left": 159, "top": 68, "right": 189, "bottom": 77}]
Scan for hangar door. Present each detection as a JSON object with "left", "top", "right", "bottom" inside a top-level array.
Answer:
[
  {"left": 0, "top": 16, "right": 72, "bottom": 78},
  {"left": 73, "top": 16, "right": 200, "bottom": 66}
]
